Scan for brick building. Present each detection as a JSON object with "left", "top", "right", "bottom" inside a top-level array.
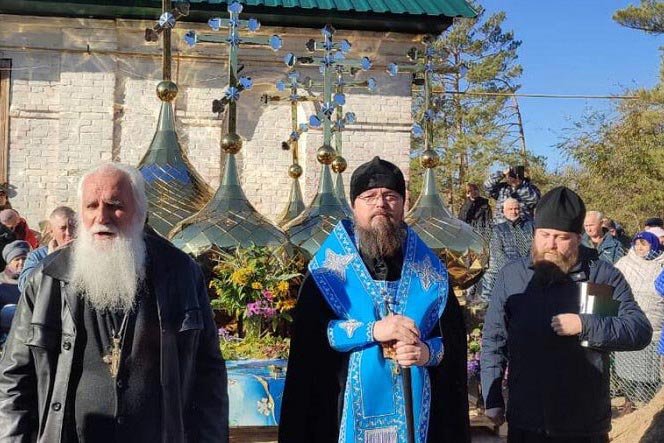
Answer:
[{"left": 0, "top": 0, "right": 474, "bottom": 227}]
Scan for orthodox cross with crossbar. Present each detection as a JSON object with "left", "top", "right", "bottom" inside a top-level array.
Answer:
[
  {"left": 388, "top": 35, "right": 455, "bottom": 154},
  {"left": 183, "top": 1, "right": 282, "bottom": 142}
]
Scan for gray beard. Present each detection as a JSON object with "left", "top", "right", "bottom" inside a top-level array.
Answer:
[
  {"left": 71, "top": 224, "right": 146, "bottom": 312},
  {"left": 355, "top": 217, "right": 406, "bottom": 261}
]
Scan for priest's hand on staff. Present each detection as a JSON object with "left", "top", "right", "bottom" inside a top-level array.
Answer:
[
  {"left": 394, "top": 340, "right": 429, "bottom": 367},
  {"left": 373, "top": 315, "right": 420, "bottom": 345}
]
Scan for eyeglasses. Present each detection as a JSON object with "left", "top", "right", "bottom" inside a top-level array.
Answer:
[{"left": 356, "top": 192, "right": 402, "bottom": 206}]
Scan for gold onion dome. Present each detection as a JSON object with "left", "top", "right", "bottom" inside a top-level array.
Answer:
[
  {"left": 283, "top": 149, "right": 352, "bottom": 260},
  {"left": 405, "top": 161, "right": 488, "bottom": 289},
  {"left": 138, "top": 81, "right": 214, "bottom": 237},
  {"left": 169, "top": 133, "right": 289, "bottom": 257}
]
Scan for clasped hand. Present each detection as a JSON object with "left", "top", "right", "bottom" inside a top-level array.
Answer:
[
  {"left": 551, "top": 313, "right": 582, "bottom": 336},
  {"left": 373, "top": 315, "right": 429, "bottom": 367}
]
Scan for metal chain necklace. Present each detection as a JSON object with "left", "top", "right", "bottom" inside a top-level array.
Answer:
[{"left": 102, "top": 312, "right": 130, "bottom": 379}]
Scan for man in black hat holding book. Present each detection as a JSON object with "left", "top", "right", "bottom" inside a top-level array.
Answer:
[{"left": 481, "top": 186, "right": 652, "bottom": 443}]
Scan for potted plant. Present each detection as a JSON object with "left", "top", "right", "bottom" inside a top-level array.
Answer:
[{"left": 208, "top": 246, "right": 304, "bottom": 427}]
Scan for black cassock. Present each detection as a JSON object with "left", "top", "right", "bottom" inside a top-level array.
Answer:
[{"left": 278, "top": 252, "right": 470, "bottom": 443}]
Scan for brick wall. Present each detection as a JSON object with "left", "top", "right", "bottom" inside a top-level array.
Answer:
[{"left": 0, "top": 15, "right": 414, "bottom": 228}]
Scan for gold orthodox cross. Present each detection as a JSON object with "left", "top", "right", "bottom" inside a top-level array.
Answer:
[{"left": 103, "top": 335, "right": 122, "bottom": 379}]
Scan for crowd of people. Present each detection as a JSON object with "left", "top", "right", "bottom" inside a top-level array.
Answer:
[
  {"left": 461, "top": 166, "right": 664, "bottom": 422},
  {"left": 0, "top": 160, "right": 660, "bottom": 443},
  {"left": 0, "top": 201, "right": 77, "bottom": 335}
]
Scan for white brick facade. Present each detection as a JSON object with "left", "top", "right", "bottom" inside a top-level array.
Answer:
[{"left": 0, "top": 15, "right": 414, "bottom": 227}]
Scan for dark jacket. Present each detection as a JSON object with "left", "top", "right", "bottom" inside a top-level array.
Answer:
[
  {"left": 581, "top": 231, "right": 625, "bottom": 264},
  {"left": 483, "top": 172, "right": 540, "bottom": 224},
  {"left": 482, "top": 218, "right": 534, "bottom": 298},
  {"left": 458, "top": 197, "right": 492, "bottom": 229},
  {"left": 480, "top": 246, "right": 652, "bottom": 437},
  {"left": 0, "top": 234, "right": 229, "bottom": 443}
]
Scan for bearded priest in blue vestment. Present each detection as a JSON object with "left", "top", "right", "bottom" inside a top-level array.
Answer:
[{"left": 279, "top": 157, "right": 470, "bottom": 443}]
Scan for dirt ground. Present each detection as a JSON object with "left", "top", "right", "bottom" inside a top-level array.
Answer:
[
  {"left": 611, "top": 388, "right": 664, "bottom": 443},
  {"left": 231, "top": 394, "right": 664, "bottom": 443}
]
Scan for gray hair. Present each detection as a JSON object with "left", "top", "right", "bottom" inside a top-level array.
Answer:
[
  {"left": 503, "top": 197, "right": 520, "bottom": 207},
  {"left": 49, "top": 206, "right": 76, "bottom": 221},
  {"left": 586, "top": 210, "right": 603, "bottom": 223},
  {"left": 77, "top": 163, "right": 148, "bottom": 226}
]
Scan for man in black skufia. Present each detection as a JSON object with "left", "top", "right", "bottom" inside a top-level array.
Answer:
[
  {"left": 279, "top": 156, "right": 470, "bottom": 443},
  {"left": 0, "top": 163, "right": 228, "bottom": 443},
  {"left": 481, "top": 187, "right": 652, "bottom": 443}
]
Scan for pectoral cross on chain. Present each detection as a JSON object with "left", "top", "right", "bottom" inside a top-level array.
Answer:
[{"left": 102, "top": 335, "right": 121, "bottom": 379}]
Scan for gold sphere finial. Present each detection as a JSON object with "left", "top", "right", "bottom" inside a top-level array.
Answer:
[
  {"left": 221, "top": 132, "right": 243, "bottom": 154},
  {"left": 420, "top": 149, "right": 440, "bottom": 168},
  {"left": 331, "top": 156, "right": 348, "bottom": 174},
  {"left": 316, "top": 144, "right": 336, "bottom": 165},
  {"left": 288, "top": 164, "right": 303, "bottom": 179},
  {"left": 156, "top": 80, "right": 178, "bottom": 102}
]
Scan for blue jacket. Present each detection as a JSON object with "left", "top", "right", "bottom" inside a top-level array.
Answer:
[
  {"left": 581, "top": 232, "right": 624, "bottom": 264},
  {"left": 481, "top": 246, "right": 652, "bottom": 437},
  {"left": 17, "top": 245, "right": 48, "bottom": 293},
  {"left": 482, "top": 218, "right": 534, "bottom": 298},
  {"left": 483, "top": 172, "right": 541, "bottom": 224}
]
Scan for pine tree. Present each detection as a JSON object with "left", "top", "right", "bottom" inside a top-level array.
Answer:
[
  {"left": 614, "top": 0, "right": 664, "bottom": 34},
  {"left": 408, "top": 4, "right": 539, "bottom": 210},
  {"left": 558, "top": 72, "right": 664, "bottom": 234}
]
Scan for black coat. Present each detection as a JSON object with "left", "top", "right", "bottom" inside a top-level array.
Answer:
[
  {"left": 278, "top": 273, "right": 470, "bottom": 443},
  {"left": 0, "top": 234, "right": 229, "bottom": 443},
  {"left": 458, "top": 197, "right": 492, "bottom": 228},
  {"left": 481, "top": 246, "right": 652, "bottom": 437}
]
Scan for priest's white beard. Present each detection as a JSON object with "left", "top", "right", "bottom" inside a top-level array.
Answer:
[{"left": 71, "top": 222, "right": 146, "bottom": 312}]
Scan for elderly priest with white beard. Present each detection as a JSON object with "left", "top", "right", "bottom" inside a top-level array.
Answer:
[{"left": 0, "top": 163, "right": 228, "bottom": 443}]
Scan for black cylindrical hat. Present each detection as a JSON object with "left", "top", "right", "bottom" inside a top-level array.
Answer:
[
  {"left": 534, "top": 186, "right": 586, "bottom": 234},
  {"left": 350, "top": 156, "right": 406, "bottom": 203}
]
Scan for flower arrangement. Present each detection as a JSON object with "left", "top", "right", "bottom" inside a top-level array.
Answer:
[
  {"left": 209, "top": 245, "right": 303, "bottom": 358},
  {"left": 217, "top": 329, "right": 291, "bottom": 360},
  {"left": 467, "top": 324, "right": 484, "bottom": 409},
  {"left": 467, "top": 325, "right": 482, "bottom": 378}
]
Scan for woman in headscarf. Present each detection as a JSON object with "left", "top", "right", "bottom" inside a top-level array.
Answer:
[{"left": 615, "top": 231, "right": 664, "bottom": 412}]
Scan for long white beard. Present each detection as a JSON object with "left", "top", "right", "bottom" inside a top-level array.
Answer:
[{"left": 71, "top": 223, "right": 146, "bottom": 312}]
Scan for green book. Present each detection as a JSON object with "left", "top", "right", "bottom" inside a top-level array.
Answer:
[
  {"left": 579, "top": 282, "right": 619, "bottom": 317},
  {"left": 579, "top": 282, "right": 619, "bottom": 348}
]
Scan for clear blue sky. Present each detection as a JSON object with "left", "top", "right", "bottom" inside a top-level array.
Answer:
[{"left": 479, "top": 0, "right": 663, "bottom": 171}]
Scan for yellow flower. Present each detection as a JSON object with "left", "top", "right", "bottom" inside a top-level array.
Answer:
[
  {"left": 230, "top": 268, "right": 250, "bottom": 286},
  {"left": 251, "top": 282, "right": 263, "bottom": 290},
  {"left": 276, "top": 280, "right": 290, "bottom": 295},
  {"left": 277, "top": 298, "right": 296, "bottom": 311}
]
